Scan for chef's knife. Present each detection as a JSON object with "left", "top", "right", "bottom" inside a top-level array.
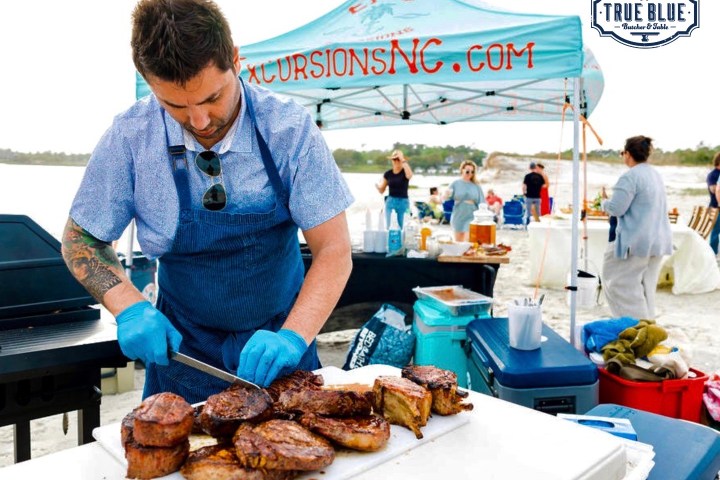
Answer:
[{"left": 169, "top": 350, "right": 261, "bottom": 390}]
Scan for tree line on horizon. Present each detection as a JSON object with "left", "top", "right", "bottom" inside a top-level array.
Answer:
[{"left": 1, "top": 143, "right": 717, "bottom": 169}]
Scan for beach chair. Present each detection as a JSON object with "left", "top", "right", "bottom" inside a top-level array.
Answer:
[
  {"left": 442, "top": 199, "right": 454, "bottom": 224},
  {"left": 502, "top": 199, "right": 525, "bottom": 229},
  {"left": 414, "top": 201, "right": 433, "bottom": 220},
  {"left": 697, "top": 207, "right": 718, "bottom": 240}
]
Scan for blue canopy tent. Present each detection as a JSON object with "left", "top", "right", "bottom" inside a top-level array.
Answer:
[{"left": 136, "top": 0, "right": 605, "bottom": 345}]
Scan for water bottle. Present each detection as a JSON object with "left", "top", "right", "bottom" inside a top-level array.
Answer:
[
  {"left": 387, "top": 211, "right": 402, "bottom": 253},
  {"left": 402, "top": 214, "right": 419, "bottom": 251}
]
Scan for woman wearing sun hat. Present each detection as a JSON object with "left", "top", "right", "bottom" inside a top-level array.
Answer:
[{"left": 376, "top": 149, "right": 413, "bottom": 228}]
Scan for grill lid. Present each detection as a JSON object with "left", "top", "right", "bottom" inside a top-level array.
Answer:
[{"left": 0, "top": 214, "right": 96, "bottom": 319}]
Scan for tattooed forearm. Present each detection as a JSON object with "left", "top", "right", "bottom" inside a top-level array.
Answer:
[{"left": 62, "top": 218, "right": 123, "bottom": 302}]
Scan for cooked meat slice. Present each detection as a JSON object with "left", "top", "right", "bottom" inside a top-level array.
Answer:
[
  {"left": 233, "top": 419, "right": 335, "bottom": 471},
  {"left": 266, "top": 371, "right": 324, "bottom": 402},
  {"left": 401, "top": 365, "right": 474, "bottom": 415},
  {"left": 276, "top": 388, "right": 372, "bottom": 417},
  {"left": 133, "top": 392, "right": 194, "bottom": 447},
  {"left": 192, "top": 404, "right": 205, "bottom": 435},
  {"left": 373, "top": 376, "right": 432, "bottom": 439},
  {"left": 200, "top": 385, "right": 273, "bottom": 438},
  {"left": 181, "top": 444, "right": 298, "bottom": 480},
  {"left": 121, "top": 409, "right": 137, "bottom": 446},
  {"left": 125, "top": 438, "right": 189, "bottom": 479},
  {"left": 298, "top": 413, "right": 390, "bottom": 452}
]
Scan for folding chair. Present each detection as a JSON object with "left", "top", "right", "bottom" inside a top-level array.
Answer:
[
  {"left": 697, "top": 207, "right": 719, "bottom": 240},
  {"left": 442, "top": 200, "right": 454, "bottom": 224},
  {"left": 502, "top": 200, "right": 525, "bottom": 229},
  {"left": 687, "top": 206, "right": 706, "bottom": 231}
]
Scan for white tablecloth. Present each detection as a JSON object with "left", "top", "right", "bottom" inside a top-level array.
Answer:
[{"left": 528, "top": 219, "right": 720, "bottom": 295}]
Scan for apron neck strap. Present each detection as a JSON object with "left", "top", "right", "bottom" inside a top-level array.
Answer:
[{"left": 240, "top": 78, "right": 288, "bottom": 202}]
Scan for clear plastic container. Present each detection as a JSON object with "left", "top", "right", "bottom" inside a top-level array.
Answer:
[{"left": 412, "top": 285, "right": 493, "bottom": 316}]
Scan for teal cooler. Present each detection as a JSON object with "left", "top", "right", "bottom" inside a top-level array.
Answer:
[
  {"left": 412, "top": 299, "right": 489, "bottom": 388},
  {"left": 466, "top": 317, "right": 598, "bottom": 414},
  {"left": 119, "top": 253, "right": 157, "bottom": 303}
]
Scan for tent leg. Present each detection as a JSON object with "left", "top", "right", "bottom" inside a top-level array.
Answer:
[{"left": 569, "top": 78, "right": 581, "bottom": 347}]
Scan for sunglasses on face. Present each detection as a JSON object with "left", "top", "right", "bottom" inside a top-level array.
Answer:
[
  {"left": 392, "top": 157, "right": 401, "bottom": 162},
  {"left": 195, "top": 150, "right": 227, "bottom": 211},
  {"left": 463, "top": 169, "right": 474, "bottom": 174}
]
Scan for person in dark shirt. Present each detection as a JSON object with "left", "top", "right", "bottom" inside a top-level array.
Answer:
[
  {"left": 376, "top": 149, "right": 413, "bottom": 228},
  {"left": 522, "top": 162, "right": 545, "bottom": 225},
  {"left": 707, "top": 152, "right": 720, "bottom": 254}
]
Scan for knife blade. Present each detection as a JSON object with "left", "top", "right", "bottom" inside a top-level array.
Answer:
[{"left": 169, "top": 350, "right": 261, "bottom": 390}]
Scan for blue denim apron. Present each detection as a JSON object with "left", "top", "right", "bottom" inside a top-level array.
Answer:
[{"left": 144, "top": 80, "right": 319, "bottom": 403}]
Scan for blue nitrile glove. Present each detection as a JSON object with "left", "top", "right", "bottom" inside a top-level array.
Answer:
[
  {"left": 116, "top": 301, "right": 182, "bottom": 366},
  {"left": 237, "top": 329, "right": 308, "bottom": 387}
]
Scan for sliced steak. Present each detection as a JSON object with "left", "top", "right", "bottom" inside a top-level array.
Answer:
[
  {"left": 181, "top": 444, "right": 298, "bottom": 480},
  {"left": 266, "top": 371, "right": 324, "bottom": 402},
  {"left": 276, "top": 388, "right": 372, "bottom": 417},
  {"left": 133, "top": 392, "right": 194, "bottom": 447},
  {"left": 373, "top": 375, "right": 432, "bottom": 439},
  {"left": 199, "top": 385, "right": 273, "bottom": 438},
  {"left": 298, "top": 412, "right": 390, "bottom": 452},
  {"left": 125, "top": 438, "right": 189, "bottom": 479},
  {"left": 233, "top": 419, "right": 335, "bottom": 471},
  {"left": 402, "top": 365, "right": 474, "bottom": 415}
]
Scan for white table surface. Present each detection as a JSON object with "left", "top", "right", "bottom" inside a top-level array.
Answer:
[
  {"left": 528, "top": 219, "right": 720, "bottom": 294},
  {"left": 0, "top": 366, "right": 627, "bottom": 480}
]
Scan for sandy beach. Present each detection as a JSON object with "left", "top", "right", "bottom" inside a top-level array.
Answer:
[{"left": 1, "top": 155, "right": 719, "bottom": 468}]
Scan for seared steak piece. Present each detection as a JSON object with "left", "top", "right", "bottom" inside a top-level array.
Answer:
[
  {"left": 200, "top": 385, "right": 273, "bottom": 438},
  {"left": 125, "top": 438, "right": 190, "bottom": 479},
  {"left": 181, "top": 444, "right": 298, "bottom": 480},
  {"left": 276, "top": 388, "right": 372, "bottom": 417},
  {"left": 401, "top": 365, "right": 474, "bottom": 415},
  {"left": 121, "top": 409, "right": 137, "bottom": 446},
  {"left": 133, "top": 392, "right": 194, "bottom": 447},
  {"left": 298, "top": 412, "right": 390, "bottom": 452},
  {"left": 266, "top": 371, "right": 324, "bottom": 402},
  {"left": 192, "top": 404, "right": 205, "bottom": 435},
  {"left": 233, "top": 419, "right": 335, "bottom": 471},
  {"left": 373, "top": 376, "right": 432, "bottom": 439}
]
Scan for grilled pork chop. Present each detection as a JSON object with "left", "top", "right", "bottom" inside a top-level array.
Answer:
[
  {"left": 132, "top": 392, "right": 194, "bottom": 447},
  {"left": 401, "top": 365, "right": 474, "bottom": 415},
  {"left": 125, "top": 438, "right": 190, "bottom": 479},
  {"left": 199, "top": 384, "right": 273, "bottom": 438},
  {"left": 122, "top": 408, "right": 189, "bottom": 479},
  {"left": 298, "top": 412, "right": 390, "bottom": 452},
  {"left": 266, "top": 371, "right": 324, "bottom": 402},
  {"left": 181, "top": 444, "right": 298, "bottom": 480},
  {"left": 233, "top": 419, "right": 335, "bottom": 471},
  {"left": 373, "top": 375, "right": 432, "bottom": 439},
  {"left": 276, "top": 388, "right": 373, "bottom": 417}
]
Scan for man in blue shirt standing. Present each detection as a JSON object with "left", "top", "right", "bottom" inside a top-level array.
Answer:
[
  {"left": 61, "top": 0, "right": 354, "bottom": 403},
  {"left": 707, "top": 152, "right": 720, "bottom": 254}
]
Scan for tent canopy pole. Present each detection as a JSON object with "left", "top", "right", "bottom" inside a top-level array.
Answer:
[{"left": 569, "top": 78, "right": 581, "bottom": 347}]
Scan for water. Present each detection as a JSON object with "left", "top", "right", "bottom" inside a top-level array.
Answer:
[{"left": 0, "top": 163, "right": 452, "bottom": 248}]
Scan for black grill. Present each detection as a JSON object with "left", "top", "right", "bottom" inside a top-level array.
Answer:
[{"left": 0, "top": 214, "right": 126, "bottom": 463}]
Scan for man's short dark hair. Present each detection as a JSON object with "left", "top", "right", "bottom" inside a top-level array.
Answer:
[
  {"left": 714, "top": 151, "right": 720, "bottom": 168},
  {"left": 131, "top": 0, "right": 235, "bottom": 86}
]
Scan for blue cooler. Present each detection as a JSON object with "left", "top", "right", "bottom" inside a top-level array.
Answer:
[
  {"left": 412, "top": 298, "right": 489, "bottom": 388},
  {"left": 587, "top": 404, "right": 720, "bottom": 480},
  {"left": 466, "top": 317, "right": 598, "bottom": 414}
]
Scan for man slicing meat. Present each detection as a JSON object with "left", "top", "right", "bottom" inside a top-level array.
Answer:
[{"left": 61, "top": 0, "right": 353, "bottom": 403}]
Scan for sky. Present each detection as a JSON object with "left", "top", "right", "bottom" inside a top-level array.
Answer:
[{"left": 0, "top": 0, "right": 717, "bottom": 156}]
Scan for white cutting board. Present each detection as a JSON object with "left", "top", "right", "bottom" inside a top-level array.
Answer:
[{"left": 93, "top": 364, "right": 470, "bottom": 480}]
